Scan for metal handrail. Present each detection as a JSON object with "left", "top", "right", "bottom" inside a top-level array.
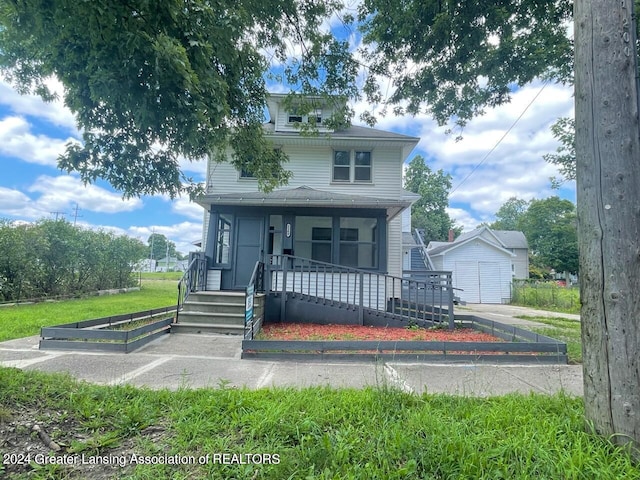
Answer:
[
  {"left": 244, "top": 260, "right": 265, "bottom": 339},
  {"left": 266, "top": 254, "right": 455, "bottom": 329},
  {"left": 413, "top": 228, "right": 436, "bottom": 270},
  {"left": 176, "top": 253, "right": 206, "bottom": 323}
]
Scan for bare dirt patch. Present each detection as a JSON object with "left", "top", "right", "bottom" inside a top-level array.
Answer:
[{"left": 1, "top": 406, "right": 170, "bottom": 479}]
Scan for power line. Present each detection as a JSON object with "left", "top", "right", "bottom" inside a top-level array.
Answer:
[{"left": 450, "top": 82, "right": 550, "bottom": 195}]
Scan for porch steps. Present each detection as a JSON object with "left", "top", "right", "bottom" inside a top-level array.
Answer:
[{"left": 173, "top": 291, "right": 264, "bottom": 336}]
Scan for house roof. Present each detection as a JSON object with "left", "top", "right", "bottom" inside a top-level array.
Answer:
[
  {"left": 262, "top": 122, "right": 420, "bottom": 144},
  {"left": 491, "top": 230, "right": 528, "bottom": 249},
  {"left": 427, "top": 235, "right": 516, "bottom": 258},
  {"left": 402, "top": 232, "right": 418, "bottom": 247},
  {"left": 196, "top": 186, "right": 413, "bottom": 221},
  {"left": 427, "top": 226, "right": 526, "bottom": 257}
]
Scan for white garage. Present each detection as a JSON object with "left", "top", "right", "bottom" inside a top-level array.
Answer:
[{"left": 426, "top": 232, "right": 515, "bottom": 304}]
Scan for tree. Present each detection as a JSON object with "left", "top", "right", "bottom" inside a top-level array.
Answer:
[
  {"left": 543, "top": 117, "right": 576, "bottom": 188},
  {"left": 358, "top": 0, "right": 640, "bottom": 452},
  {"left": 518, "top": 197, "right": 578, "bottom": 275},
  {"left": 147, "top": 233, "right": 177, "bottom": 263},
  {"left": 489, "top": 197, "right": 529, "bottom": 231},
  {"left": 358, "top": 0, "right": 573, "bottom": 129},
  {"left": 403, "top": 155, "right": 459, "bottom": 242},
  {"left": 0, "top": 0, "right": 357, "bottom": 197}
]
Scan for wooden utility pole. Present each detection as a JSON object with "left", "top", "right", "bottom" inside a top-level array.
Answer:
[{"left": 574, "top": 0, "right": 640, "bottom": 453}]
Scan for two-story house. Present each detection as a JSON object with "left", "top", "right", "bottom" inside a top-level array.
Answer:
[{"left": 195, "top": 93, "right": 420, "bottom": 292}]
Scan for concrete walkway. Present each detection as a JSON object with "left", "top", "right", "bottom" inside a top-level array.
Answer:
[
  {"left": 0, "top": 311, "right": 584, "bottom": 396},
  {"left": 459, "top": 303, "right": 580, "bottom": 328}
]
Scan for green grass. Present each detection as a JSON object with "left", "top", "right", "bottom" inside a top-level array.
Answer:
[
  {"left": 0, "top": 279, "right": 177, "bottom": 342},
  {"left": 1, "top": 368, "right": 638, "bottom": 479},
  {"left": 518, "top": 315, "right": 583, "bottom": 363},
  {"left": 511, "top": 284, "right": 580, "bottom": 314},
  {"left": 139, "top": 271, "right": 183, "bottom": 281}
]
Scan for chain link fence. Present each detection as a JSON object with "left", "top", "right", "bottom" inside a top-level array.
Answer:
[{"left": 510, "top": 280, "right": 580, "bottom": 314}]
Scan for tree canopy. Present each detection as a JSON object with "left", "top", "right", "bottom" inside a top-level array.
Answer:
[
  {"left": 0, "top": 0, "right": 357, "bottom": 197},
  {"left": 357, "top": 0, "right": 573, "bottom": 130},
  {"left": 403, "top": 155, "right": 459, "bottom": 242},
  {"left": 490, "top": 196, "right": 578, "bottom": 275}
]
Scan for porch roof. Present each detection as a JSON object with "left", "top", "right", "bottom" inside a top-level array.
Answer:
[{"left": 196, "top": 186, "right": 413, "bottom": 220}]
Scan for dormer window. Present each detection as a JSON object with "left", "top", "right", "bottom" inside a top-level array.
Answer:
[{"left": 287, "top": 109, "right": 322, "bottom": 125}]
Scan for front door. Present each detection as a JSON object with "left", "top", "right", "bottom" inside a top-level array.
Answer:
[{"left": 232, "top": 217, "right": 264, "bottom": 289}]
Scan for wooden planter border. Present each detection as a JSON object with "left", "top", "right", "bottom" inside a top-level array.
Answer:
[
  {"left": 241, "top": 314, "right": 568, "bottom": 364},
  {"left": 39, "top": 306, "right": 176, "bottom": 353}
]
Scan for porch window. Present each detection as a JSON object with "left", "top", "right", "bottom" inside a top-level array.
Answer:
[
  {"left": 332, "top": 150, "right": 372, "bottom": 183},
  {"left": 294, "top": 216, "right": 332, "bottom": 263},
  {"left": 293, "top": 215, "right": 380, "bottom": 269},
  {"left": 339, "top": 217, "right": 377, "bottom": 268},
  {"left": 215, "top": 214, "right": 232, "bottom": 264}
]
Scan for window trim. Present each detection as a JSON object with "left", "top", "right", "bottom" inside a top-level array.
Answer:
[{"left": 332, "top": 149, "right": 373, "bottom": 184}]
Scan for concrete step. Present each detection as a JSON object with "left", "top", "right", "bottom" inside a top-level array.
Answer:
[
  {"left": 177, "top": 311, "right": 244, "bottom": 326},
  {"left": 181, "top": 302, "right": 246, "bottom": 314},
  {"left": 186, "top": 291, "right": 245, "bottom": 304},
  {"left": 171, "top": 322, "right": 244, "bottom": 335}
]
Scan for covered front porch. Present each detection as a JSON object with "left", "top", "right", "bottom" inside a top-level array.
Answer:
[{"left": 196, "top": 186, "right": 413, "bottom": 291}]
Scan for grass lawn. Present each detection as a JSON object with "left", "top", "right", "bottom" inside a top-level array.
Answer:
[
  {"left": 0, "top": 280, "right": 637, "bottom": 478},
  {"left": 517, "top": 315, "right": 582, "bottom": 364},
  {"left": 1, "top": 368, "right": 639, "bottom": 479},
  {"left": 0, "top": 277, "right": 177, "bottom": 342}
]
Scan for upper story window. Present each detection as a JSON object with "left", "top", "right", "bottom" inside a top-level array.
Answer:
[
  {"left": 288, "top": 109, "right": 322, "bottom": 125},
  {"left": 239, "top": 168, "right": 255, "bottom": 179},
  {"left": 333, "top": 150, "right": 372, "bottom": 183}
]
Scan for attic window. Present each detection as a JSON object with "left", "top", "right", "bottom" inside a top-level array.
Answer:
[{"left": 287, "top": 109, "right": 322, "bottom": 125}]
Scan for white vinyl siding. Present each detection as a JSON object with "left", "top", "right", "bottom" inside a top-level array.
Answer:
[
  {"left": 439, "top": 240, "right": 512, "bottom": 304},
  {"left": 206, "top": 145, "right": 403, "bottom": 198}
]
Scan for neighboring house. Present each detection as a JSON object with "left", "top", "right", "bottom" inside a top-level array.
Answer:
[
  {"left": 156, "top": 256, "right": 183, "bottom": 272},
  {"left": 426, "top": 226, "right": 529, "bottom": 304},
  {"left": 196, "top": 93, "right": 420, "bottom": 291}
]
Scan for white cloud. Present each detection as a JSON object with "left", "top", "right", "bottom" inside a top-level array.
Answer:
[
  {"left": 0, "top": 76, "right": 78, "bottom": 133},
  {"left": 128, "top": 221, "right": 202, "bottom": 255},
  {"left": 0, "top": 116, "right": 77, "bottom": 167},
  {"left": 27, "top": 175, "right": 143, "bottom": 214}
]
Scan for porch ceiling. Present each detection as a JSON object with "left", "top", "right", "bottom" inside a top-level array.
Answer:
[{"left": 196, "top": 186, "right": 412, "bottom": 220}]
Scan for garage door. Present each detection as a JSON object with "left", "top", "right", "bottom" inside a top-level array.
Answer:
[
  {"left": 454, "top": 261, "right": 480, "bottom": 303},
  {"left": 478, "top": 262, "right": 502, "bottom": 303}
]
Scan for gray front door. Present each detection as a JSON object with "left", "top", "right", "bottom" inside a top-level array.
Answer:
[{"left": 233, "top": 217, "right": 264, "bottom": 289}]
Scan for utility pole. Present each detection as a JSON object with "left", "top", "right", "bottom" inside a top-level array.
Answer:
[
  {"left": 575, "top": 0, "right": 640, "bottom": 454},
  {"left": 72, "top": 203, "right": 82, "bottom": 226},
  {"left": 149, "top": 229, "right": 155, "bottom": 272},
  {"left": 50, "top": 211, "right": 66, "bottom": 221}
]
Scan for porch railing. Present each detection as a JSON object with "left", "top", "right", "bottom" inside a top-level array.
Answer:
[
  {"left": 176, "top": 252, "right": 206, "bottom": 322},
  {"left": 266, "top": 255, "right": 455, "bottom": 329}
]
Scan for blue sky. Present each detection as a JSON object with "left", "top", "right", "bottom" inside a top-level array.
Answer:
[{"left": 0, "top": 71, "right": 575, "bottom": 256}]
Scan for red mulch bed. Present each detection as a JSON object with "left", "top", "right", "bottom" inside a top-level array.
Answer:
[{"left": 259, "top": 323, "right": 502, "bottom": 342}]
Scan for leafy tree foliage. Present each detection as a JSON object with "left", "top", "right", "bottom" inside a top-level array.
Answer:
[
  {"left": 0, "top": 0, "right": 357, "bottom": 197},
  {"left": 403, "top": 155, "right": 460, "bottom": 242},
  {"left": 520, "top": 197, "right": 578, "bottom": 274},
  {"left": 491, "top": 197, "right": 578, "bottom": 275},
  {"left": 357, "top": 0, "right": 573, "bottom": 129},
  {"left": 489, "top": 197, "right": 529, "bottom": 231},
  {"left": 543, "top": 117, "right": 576, "bottom": 188},
  {"left": 147, "top": 233, "right": 179, "bottom": 262},
  {"left": 0, "top": 219, "right": 146, "bottom": 301}
]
